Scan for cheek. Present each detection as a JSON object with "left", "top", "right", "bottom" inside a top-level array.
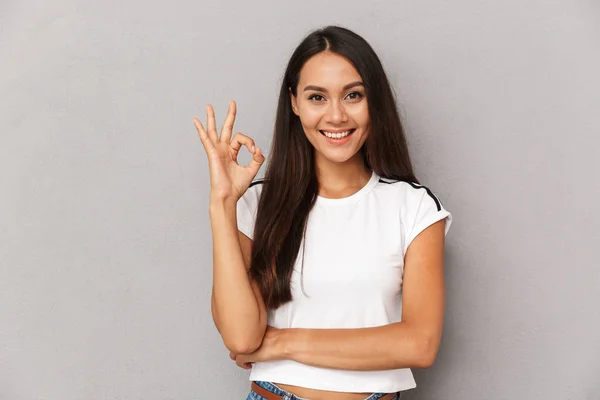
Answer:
[
  {"left": 361, "top": 107, "right": 371, "bottom": 129},
  {"left": 349, "top": 107, "right": 370, "bottom": 128},
  {"left": 298, "top": 109, "right": 322, "bottom": 130}
]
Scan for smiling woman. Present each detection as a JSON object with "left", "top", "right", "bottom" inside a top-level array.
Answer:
[
  {"left": 193, "top": 25, "right": 452, "bottom": 400},
  {"left": 290, "top": 53, "right": 370, "bottom": 165}
]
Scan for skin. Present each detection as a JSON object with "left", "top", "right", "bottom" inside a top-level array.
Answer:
[
  {"left": 196, "top": 52, "right": 446, "bottom": 400},
  {"left": 194, "top": 102, "right": 268, "bottom": 355},
  {"left": 290, "top": 51, "right": 373, "bottom": 196}
]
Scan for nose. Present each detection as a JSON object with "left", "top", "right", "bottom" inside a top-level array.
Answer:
[{"left": 325, "top": 100, "right": 348, "bottom": 124}]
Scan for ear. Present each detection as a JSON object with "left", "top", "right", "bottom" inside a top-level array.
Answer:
[{"left": 289, "top": 87, "right": 299, "bottom": 116}]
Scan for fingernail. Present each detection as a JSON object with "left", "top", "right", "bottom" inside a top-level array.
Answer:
[{"left": 251, "top": 145, "right": 255, "bottom": 152}]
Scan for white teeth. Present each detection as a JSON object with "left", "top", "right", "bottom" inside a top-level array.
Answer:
[{"left": 322, "top": 130, "right": 352, "bottom": 139}]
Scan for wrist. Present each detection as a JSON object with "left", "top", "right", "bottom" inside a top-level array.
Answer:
[
  {"left": 209, "top": 197, "right": 238, "bottom": 214},
  {"left": 278, "top": 328, "right": 303, "bottom": 361}
]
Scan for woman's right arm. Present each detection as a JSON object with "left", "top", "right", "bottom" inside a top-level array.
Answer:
[
  {"left": 193, "top": 100, "right": 267, "bottom": 354},
  {"left": 209, "top": 202, "right": 267, "bottom": 354}
]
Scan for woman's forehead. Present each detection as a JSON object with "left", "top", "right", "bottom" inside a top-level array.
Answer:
[{"left": 298, "top": 52, "right": 362, "bottom": 89}]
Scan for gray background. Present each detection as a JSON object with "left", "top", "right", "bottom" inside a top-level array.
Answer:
[{"left": 1, "top": 0, "right": 598, "bottom": 399}]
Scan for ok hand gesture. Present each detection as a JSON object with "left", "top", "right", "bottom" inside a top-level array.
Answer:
[{"left": 193, "top": 101, "right": 265, "bottom": 202}]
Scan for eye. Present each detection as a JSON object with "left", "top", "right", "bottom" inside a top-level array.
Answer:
[
  {"left": 308, "top": 94, "right": 325, "bottom": 102},
  {"left": 346, "top": 91, "right": 364, "bottom": 101}
]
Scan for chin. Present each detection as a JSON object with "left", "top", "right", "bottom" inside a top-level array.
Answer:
[{"left": 318, "top": 148, "right": 363, "bottom": 164}]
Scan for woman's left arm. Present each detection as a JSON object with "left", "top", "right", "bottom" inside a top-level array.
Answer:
[{"left": 233, "top": 219, "right": 447, "bottom": 371}]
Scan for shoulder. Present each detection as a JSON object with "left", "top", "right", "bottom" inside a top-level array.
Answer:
[
  {"left": 236, "top": 179, "right": 266, "bottom": 239},
  {"left": 245, "top": 178, "right": 265, "bottom": 196},
  {"left": 375, "top": 177, "right": 443, "bottom": 211},
  {"left": 238, "top": 178, "right": 265, "bottom": 211},
  {"left": 376, "top": 177, "right": 452, "bottom": 251},
  {"left": 249, "top": 179, "right": 265, "bottom": 189}
]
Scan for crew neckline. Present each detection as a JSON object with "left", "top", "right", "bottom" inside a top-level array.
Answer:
[{"left": 316, "top": 170, "right": 379, "bottom": 206}]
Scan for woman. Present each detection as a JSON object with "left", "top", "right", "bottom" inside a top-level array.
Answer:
[{"left": 194, "top": 26, "right": 452, "bottom": 400}]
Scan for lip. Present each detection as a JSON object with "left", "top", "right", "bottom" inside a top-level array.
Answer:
[
  {"left": 319, "top": 129, "right": 355, "bottom": 145},
  {"left": 319, "top": 128, "right": 356, "bottom": 133}
]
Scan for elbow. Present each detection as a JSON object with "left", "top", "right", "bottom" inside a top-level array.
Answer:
[
  {"left": 224, "top": 336, "right": 261, "bottom": 355},
  {"left": 222, "top": 326, "right": 265, "bottom": 355},
  {"left": 414, "top": 335, "right": 440, "bottom": 369},
  {"left": 417, "top": 353, "right": 436, "bottom": 369},
  {"left": 212, "top": 301, "right": 266, "bottom": 354}
]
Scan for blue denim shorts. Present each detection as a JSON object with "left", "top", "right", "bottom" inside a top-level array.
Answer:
[{"left": 247, "top": 381, "right": 400, "bottom": 400}]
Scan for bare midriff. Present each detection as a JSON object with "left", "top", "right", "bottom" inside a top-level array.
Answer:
[{"left": 274, "top": 383, "right": 398, "bottom": 400}]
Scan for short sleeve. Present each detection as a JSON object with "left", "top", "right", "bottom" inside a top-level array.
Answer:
[
  {"left": 236, "top": 182, "right": 263, "bottom": 240},
  {"left": 403, "top": 185, "right": 452, "bottom": 254}
]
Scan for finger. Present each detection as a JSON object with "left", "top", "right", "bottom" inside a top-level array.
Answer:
[
  {"left": 206, "top": 104, "right": 218, "bottom": 142},
  {"left": 193, "top": 117, "right": 215, "bottom": 153},
  {"left": 230, "top": 133, "right": 256, "bottom": 156},
  {"left": 245, "top": 146, "right": 266, "bottom": 176},
  {"left": 236, "top": 359, "right": 253, "bottom": 370},
  {"left": 220, "top": 100, "right": 236, "bottom": 143},
  {"left": 229, "top": 351, "right": 236, "bottom": 361}
]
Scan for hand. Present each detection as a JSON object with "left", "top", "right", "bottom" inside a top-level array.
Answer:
[
  {"left": 193, "top": 101, "right": 265, "bottom": 202},
  {"left": 229, "top": 351, "right": 253, "bottom": 370},
  {"left": 229, "top": 326, "right": 288, "bottom": 370}
]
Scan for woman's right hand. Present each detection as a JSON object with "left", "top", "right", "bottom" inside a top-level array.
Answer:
[{"left": 193, "top": 100, "right": 265, "bottom": 203}]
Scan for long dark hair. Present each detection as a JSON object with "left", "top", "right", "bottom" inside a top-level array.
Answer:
[{"left": 249, "top": 25, "right": 418, "bottom": 309}]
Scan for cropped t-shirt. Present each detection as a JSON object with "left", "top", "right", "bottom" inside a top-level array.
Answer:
[{"left": 236, "top": 170, "right": 452, "bottom": 393}]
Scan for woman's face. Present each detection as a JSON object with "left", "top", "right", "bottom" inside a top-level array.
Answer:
[{"left": 290, "top": 52, "right": 370, "bottom": 166}]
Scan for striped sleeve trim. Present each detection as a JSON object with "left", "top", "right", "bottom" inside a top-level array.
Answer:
[
  {"left": 249, "top": 179, "right": 265, "bottom": 188},
  {"left": 378, "top": 179, "right": 442, "bottom": 212}
]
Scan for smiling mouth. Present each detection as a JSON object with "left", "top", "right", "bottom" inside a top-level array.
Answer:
[{"left": 319, "top": 129, "right": 356, "bottom": 139}]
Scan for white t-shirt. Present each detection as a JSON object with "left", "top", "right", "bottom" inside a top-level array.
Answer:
[{"left": 236, "top": 170, "right": 452, "bottom": 393}]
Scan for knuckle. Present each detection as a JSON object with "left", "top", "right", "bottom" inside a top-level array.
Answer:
[{"left": 233, "top": 133, "right": 252, "bottom": 144}]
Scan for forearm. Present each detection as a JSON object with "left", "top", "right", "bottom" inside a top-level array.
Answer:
[
  {"left": 210, "top": 199, "right": 265, "bottom": 353},
  {"left": 284, "top": 322, "right": 437, "bottom": 371}
]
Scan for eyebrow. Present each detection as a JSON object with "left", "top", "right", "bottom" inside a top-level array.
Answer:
[{"left": 303, "top": 81, "right": 364, "bottom": 92}]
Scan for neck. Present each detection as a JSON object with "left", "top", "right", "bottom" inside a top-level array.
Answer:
[{"left": 315, "top": 151, "right": 372, "bottom": 199}]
